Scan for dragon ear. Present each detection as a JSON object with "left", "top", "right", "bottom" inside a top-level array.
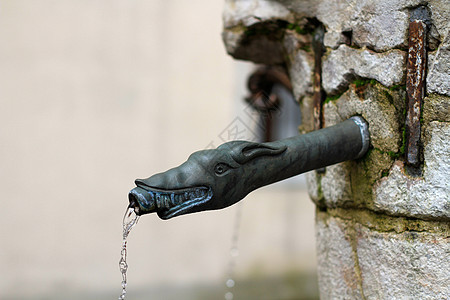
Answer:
[{"left": 224, "top": 141, "right": 287, "bottom": 164}]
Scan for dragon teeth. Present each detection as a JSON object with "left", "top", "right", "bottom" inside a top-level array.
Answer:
[{"left": 153, "top": 188, "right": 209, "bottom": 209}]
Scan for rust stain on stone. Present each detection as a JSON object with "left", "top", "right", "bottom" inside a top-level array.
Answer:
[{"left": 405, "top": 20, "right": 426, "bottom": 167}]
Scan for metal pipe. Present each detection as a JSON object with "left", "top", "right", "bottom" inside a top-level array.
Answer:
[{"left": 128, "top": 116, "right": 370, "bottom": 219}]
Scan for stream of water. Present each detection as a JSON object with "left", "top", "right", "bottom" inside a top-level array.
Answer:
[
  {"left": 118, "top": 202, "right": 242, "bottom": 299},
  {"left": 119, "top": 206, "right": 140, "bottom": 300},
  {"left": 224, "top": 203, "right": 243, "bottom": 300}
]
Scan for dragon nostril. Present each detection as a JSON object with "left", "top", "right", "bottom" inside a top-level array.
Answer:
[
  {"left": 128, "top": 192, "right": 140, "bottom": 214},
  {"left": 128, "top": 187, "right": 156, "bottom": 214}
]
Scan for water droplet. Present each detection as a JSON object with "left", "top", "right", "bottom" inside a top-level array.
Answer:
[
  {"left": 119, "top": 258, "right": 128, "bottom": 273},
  {"left": 224, "top": 204, "right": 242, "bottom": 300},
  {"left": 226, "top": 279, "right": 235, "bottom": 288}
]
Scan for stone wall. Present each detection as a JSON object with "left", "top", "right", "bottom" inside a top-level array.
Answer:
[{"left": 222, "top": 0, "right": 449, "bottom": 298}]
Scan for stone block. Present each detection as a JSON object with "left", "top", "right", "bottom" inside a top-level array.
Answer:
[
  {"left": 374, "top": 122, "right": 450, "bottom": 220},
  {"left": 298, "top": 95, "right": 316, "bottom": 134},
  {"left": 316, "top": 214, "right": 363, "bottom": 299},
  {"left": 322, "top": 45, "right": 405, "bottom": 94},
  {"left": 306, "top": 170, "right": 321, "bottom": 204},
  {"left": 277, "top": 0, "right": 449, "bottom": 52},
  {"left": 223, "top": 0, "right": 293, "bottom": 29},
  {"left": 222, "top": 0, "right": 294, "bottom": 64},
  {"left": 427, "top": 48, "right": 450, "bottom": 96},
  {"left": 286, "top": 49, "right": 314, "bottom": 101},
  {"left": 320, "top": 163, "right": 353, "bottom": 207},
  {"left": 324, "top": 84, "right": 405, "bottom": 153},
  {"left": 316, "top": 212, "right": 450, "bottom": 300},
  {"left": 221, "top": 25, "right": 286, "bottom": 64},
  {"left": 422, "top": 94, "right": 450, "bottom": 124},
  {"left": 317, "top": 0, "right": 413, "bottom": 51},
  {"left": 428, "top": 0, "right": 450, "bottom": 44},
  {"left": 322, "top": 100, "right": 343, "bottom": 126},
  {"left": 356, "top": 222, "right": 450, "bottom": 299},
  {"left": 223, "top": 0, "right": 450, "bottom": 60}
]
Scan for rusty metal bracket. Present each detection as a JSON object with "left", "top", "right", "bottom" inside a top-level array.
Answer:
[
  {"left": 312, "top": 25, "right": 326, "bottom": 174},
  {"left": 405, "top": 18, "right": 427, "bottom": 167},
  {"left": 312, "top": 25, "right": 325, "bottom": 131}
]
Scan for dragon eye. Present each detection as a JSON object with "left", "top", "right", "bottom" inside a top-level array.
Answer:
[{"left": 214, "top": 163, "right": 230, "bottom": 175}]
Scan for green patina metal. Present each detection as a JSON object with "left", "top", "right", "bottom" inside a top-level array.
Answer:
[{"left": 129, "top": 117, "right": 370, "bottom": 219}]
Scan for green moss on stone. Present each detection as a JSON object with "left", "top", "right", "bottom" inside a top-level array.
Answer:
[
  {"left": 350, "top": 149, "right": 393, "bottom": 207},
  {"left": 317, "top": 179, "right": 324, "bottom": 200},
  {"left": 389, "top": 84, "right": 406, "bottom": 91},
  {"left": 286, "top": 22, "right": 314, "bottom": 35},
  {"left": 320, "top": 207, "right": 450, "bottom": 234},
  {"left": 353, "top": 78, "right": 377, "bottom": 88},
  {"left": 324, "top": 93, "right": 343, "bottom": 103},
  {"left": 383, "top": 90, "right": 394, "bottom": 105},
  {"left": 422, "top": 94, "right": 450, "bottom": 123},
  {"left": 299, "top": 44, "right": 311, "bottom": 52},
  {"left": 387, "top": 151, "right": 401, "bottom": 159},
  {"left": 399, "top": 127, "right": 406, "bottom": 155}
]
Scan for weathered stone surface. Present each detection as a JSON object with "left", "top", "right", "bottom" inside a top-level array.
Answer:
[
  {"left": 316, "top": 214, "right": 363, "bottom": 299},
  {"left": 324, "top": 84, "right": 405, "bottom": 153},
  {"left": 427, "top": 48, "right": 450, "bottom": 96},
  {"left": 283, "top": 31, "right": 314, "bottom": 102},
  {"left": 318, "top": 0, "right": 413, "bottom": 51},
  {"left": 222, "top": 25, "right": 286, "bottom": 64},
  {"left": 306, "top": 170, "right": 321, "bottom": 204},
  {"left": 273, "top": 0, "right": 317, "bottom": 18},
  {"left": 318, "top": 85, "right": 402, "bottom": 208},
  {"left": 428, "top": 0, "right": 450, "bottom": 46},
  {"left": 317, "top": 212, "right": 450, "bottom": 300},
  {"left": 356, "top": 222, "right": 450, "bottom": 299},
  {"left": 223, "top": 0, "right": 293, "bottom": 29},
  {"left": 223, "top": 0, "right": 450, "bottom": 62},
  {"left": 298, "top": 95, "right": 316, "bottom": 134},
  {"left": 277, "top": 0, "right": 449, "bottom": 52},
  {"left": 321, "top": 163, "right": 352, "bottom": 207},
  {"left": 323, "top": 149, "right": 394, "bottom": 210},
  {"left": 282, "top": 30, "right": 305, "bottom": 56},
  {"left": 322, "top": 45, "right": 405, "bottom": 94},
  {"left": 374, "top": 122, "right": 450, "bottom": 220},
  {"left": 278, "top": 0, "right": 428, "bottom": 51},
  {"left": 322, "top": 100, "right": 342, "bottom": 126},
  {"left": 323, "top": 31, "right": 350, "bottom": 50},
  {"left": 286, "top": 49, "right": 314, "bottom": 101},
  {"left": 422, "top": 94, "right": 450, "bottom": 124},
  {"left": 222, "top": 28, "right": 244, "bottom": 58},
  {"left": 222, "top": 0, "right": 294, "bottom": 64}
]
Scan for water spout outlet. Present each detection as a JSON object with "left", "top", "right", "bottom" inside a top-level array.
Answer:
[{"left": 129, "top": 116, "right": 370, "bottom": 219}]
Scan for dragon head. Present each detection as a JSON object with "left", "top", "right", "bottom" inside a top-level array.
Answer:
[{"left": 129, "top": 141, "right": 286, "bottom": 219}]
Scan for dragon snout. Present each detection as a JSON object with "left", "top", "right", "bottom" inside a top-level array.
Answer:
[
  {"left": 128, "top": 186, "right": 156, "bottom": 215},
  {"left": 129, "top": 183, "right": 213, "bottom": 219}
]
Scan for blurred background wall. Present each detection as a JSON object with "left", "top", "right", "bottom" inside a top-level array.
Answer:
[{"left": 0, "top": 1, "right": 317, "bottom": 299}]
